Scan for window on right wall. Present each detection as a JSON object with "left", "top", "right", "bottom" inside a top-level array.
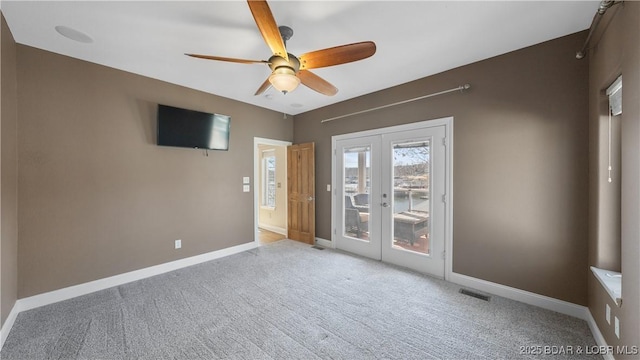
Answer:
[
  {"left": 591, "top": 75, "right": 623, "bottom": 306},
  {"left": 607, "top": 76, "right": 622, "bottom": 118},
  {"left": 605, "top": 76, "right": 622, "bottom": 259},
  {"left": 605, "top": 76, "right": 622, "bottom": 253}
]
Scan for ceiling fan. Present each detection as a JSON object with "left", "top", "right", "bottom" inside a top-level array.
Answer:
[{"left": 186, "top": 0, "right": 376, "bottom": 96}]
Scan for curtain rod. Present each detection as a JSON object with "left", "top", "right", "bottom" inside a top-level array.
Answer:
[
  {"left": 576, "top": 0, "right": 617, "bottom": 59},
  {"left": 320, "top": 84, "right": 471, "bottom": 123}
]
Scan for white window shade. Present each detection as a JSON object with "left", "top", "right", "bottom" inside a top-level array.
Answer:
[{"left": 607, "top": 76, "right": 622, "bottom": 116}]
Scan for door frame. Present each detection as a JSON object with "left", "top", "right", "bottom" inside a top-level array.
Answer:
[
  {"left": 253, "top": 137, "right": 292, "bottom": 243},
  {"left": 331, "top": 117, "right": 454, "bottom": 280}
]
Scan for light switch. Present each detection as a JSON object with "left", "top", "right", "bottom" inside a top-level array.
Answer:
[
  {"left": 614, "top": 316, "right": 620, "bottom": 338},
  {"left": 243, "top": 177, "right": 250, "bottom": 184},
  {"left": 243, "top": 185, "right": 250, "bottom": 192},
  {"left": 327, "top": 184, "right": 331, "bottom": 191},
  {"left": 606, "top": 304, "right": 611, "bottom": 324}
]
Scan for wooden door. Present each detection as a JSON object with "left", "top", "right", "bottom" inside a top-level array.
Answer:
[{"left": 287, "top": 142, "right": 315, "bottom": 244}]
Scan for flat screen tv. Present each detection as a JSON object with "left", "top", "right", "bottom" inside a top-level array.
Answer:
[{"left": 157, "top": 104, "right": 231, "bottom": 151}]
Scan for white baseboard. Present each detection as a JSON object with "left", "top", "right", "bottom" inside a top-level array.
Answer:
[
  {"left": 585, "top": 309, "right": 615, "bottom": 360},
  {"left": 315, "top": 237, "right": 333, "bottom": 248},
  {"left": 0, "top": 303, "right": 20, "bottom": 350},
  {"left": 449, "top": 272, "right": 589, "bottom": 320},
  {"left": 2, "top": 244, "right": 609, "bottom": 356},
  {"left": 258, "top": 224, "right": 287, "bottom": 236},
  {"left": 14, "top": 241, "right": 259, "bottom": 314},
  {"left": 450, "top": 272, "right": 614, "bottom": 358}
]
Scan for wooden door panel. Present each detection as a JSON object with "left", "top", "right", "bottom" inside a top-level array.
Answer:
[{"left": 287, "top": 143, "right": 315, "bottom": 244}]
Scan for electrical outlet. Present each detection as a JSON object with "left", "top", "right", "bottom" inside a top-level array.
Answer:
[
  {"left": 614, "top": 316, "right": 620, "bottom": 338},
  {"left": 175, "top": 239, "right": 182, "bottom": 249},
  {"left": 606, "top": 304, "right": 611, "bottom": 324}
]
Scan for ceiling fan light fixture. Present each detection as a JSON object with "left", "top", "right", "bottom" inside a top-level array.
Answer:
[
  {"left": 269, "top": 67, "right": 300, "bottom": 94},
  {"left": 186, "top": 1, "right": 376, "bottom": 97}
]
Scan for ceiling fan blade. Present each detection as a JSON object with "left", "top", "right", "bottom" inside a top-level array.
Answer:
[
  {"left": 298, "top": 70, "right": 338, "bottom": 96},
  {"left": 254, "top": 77, "right": 272, "bottom": 95},
  {"left": 247, "top": 0, "right": 288, "bottom": 62},
  {"left": 298, "top": 41, "right": 376, "bottom": 70},
  {"left": 186, "top": 54, "right": 269, "bottom": 65}
]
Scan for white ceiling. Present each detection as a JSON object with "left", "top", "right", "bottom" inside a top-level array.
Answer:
[{"left": 2, "top": 1, "right": 598, "bottom": 115}]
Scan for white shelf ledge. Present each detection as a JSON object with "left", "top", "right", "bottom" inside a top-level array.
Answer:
[{"left": 591, "top": 266, "right": 622, "bottom": 306}]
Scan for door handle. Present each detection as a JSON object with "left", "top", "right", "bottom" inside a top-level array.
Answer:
[
  {"left": 308, "top": 197, "right": 314, "bottom": 201},
  {"left": 381, "top": 202, "right": 389, "bottom": 207}
]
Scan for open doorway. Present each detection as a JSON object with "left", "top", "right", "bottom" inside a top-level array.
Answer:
[{"left": 254, "top": 137, "right": 291, "bottom": 244}]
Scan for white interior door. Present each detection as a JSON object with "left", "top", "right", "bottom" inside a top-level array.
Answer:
[{"left": 334, "top": 124, "right": 447, "bottom": 278}]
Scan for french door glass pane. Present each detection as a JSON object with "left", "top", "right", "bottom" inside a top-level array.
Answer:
[
  {"left": 343, "top": 146, "right": 370, "bottom": 240},
  {"left": 391, "top": 140, "right": 430, "bottom": 255}
]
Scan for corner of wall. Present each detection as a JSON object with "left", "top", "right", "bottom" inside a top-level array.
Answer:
[
  {"left": 588, "top": 1, "right": 640, "bottom": 351},
  {"left": 0, "top": 11, "right": 20, "bottom": 333}
]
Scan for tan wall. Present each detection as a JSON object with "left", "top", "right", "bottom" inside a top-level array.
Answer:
[
  {"left": 588, "top": 5, "right": 623, "bottom": 276},
  {"left": 257, "top": 144, "right": 287, "bottom": 234},
  {"left": 16, "top": 45, "right": 293, "bottom": 298},
  {"left": 1, "top": 13, "right": 19, "bottom": 327},
  {"left": 619, "top": 2, "right": 640, "bottom": 350},
  {"left": 587, "top": 4, "right": 623, "bottom": 348},
  {"left": 294, "top": 32, "right": 589, "bottom": 305},
  {"left": 588, "top": 2, "right": 640, "bottom": 354}
]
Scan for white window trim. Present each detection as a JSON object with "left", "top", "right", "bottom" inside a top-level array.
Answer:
[
  {"left": 591, "top": 267, "right": 622, "bottom": 306},
  {"left": 606, "top": 75, "right": 622, "bottom": 116}
]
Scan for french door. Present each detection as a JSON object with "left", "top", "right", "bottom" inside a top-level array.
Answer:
[{"left": 333, "top": 123, "right": 448, "bottom": 277}]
